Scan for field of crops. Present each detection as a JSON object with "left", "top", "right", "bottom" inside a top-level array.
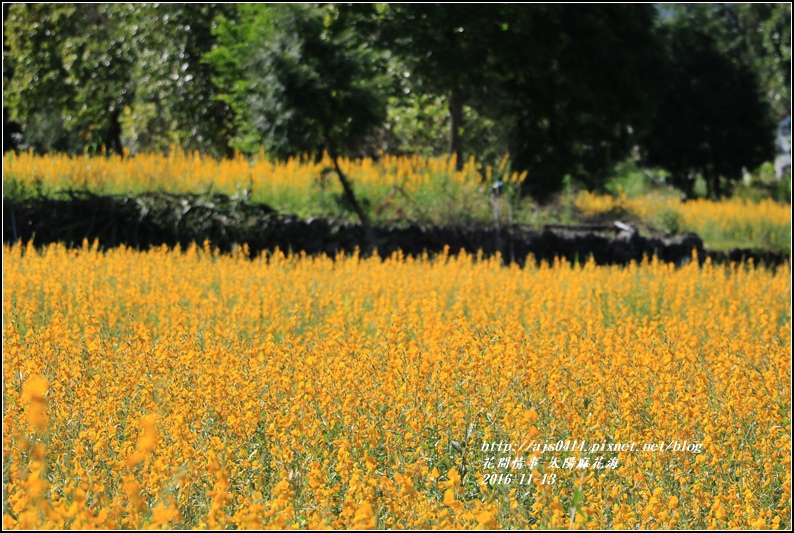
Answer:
[
  {"left": 575, "top": 191, "right": 791, "bottom": 253},
  {"left": 4, "top": 151, "right": 790, "bottom": 252},
  {"left": 2, "top": 150, "right": 514, "bottom": 226},
  {"left": 3, "top": 242, "right": 790, "bottom": 529}
]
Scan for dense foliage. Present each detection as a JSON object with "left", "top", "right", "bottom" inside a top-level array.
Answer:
[{"left": 640, "top": 4, "right": 778, "bottom": 199}]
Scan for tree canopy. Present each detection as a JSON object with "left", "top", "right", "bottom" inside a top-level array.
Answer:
[
  {"left": 3, "top": 3, "right": 234, "bottom": 156},
  {"left": 641, "top": 4, "right": 777, "bottom": 199}
]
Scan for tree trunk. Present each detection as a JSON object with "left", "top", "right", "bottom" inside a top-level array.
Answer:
[
  {"left": 449, "top": 83, "right": 464, "bottom": 171},
  {"left": 703, "top": 170, "right": 724, "bottom": 200},
  {"left": 325, "top": 133, "right": 374, "bottom": 251},
  {"left": 105, "top": 108, "right": 123, "bottom": 158}
]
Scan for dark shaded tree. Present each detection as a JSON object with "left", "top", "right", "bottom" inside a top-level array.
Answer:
[
  {"left": 641, "top": 6, "right": 776, "bottom": 198},
  {"left": 478, "top": 5, "right": 663, "bottom": 200},
  {"left": 381, "top": 5, "right": 663, "bottom": 199},
  {"left": 719, "top": 3, "right": 791, "bottom": 118}
]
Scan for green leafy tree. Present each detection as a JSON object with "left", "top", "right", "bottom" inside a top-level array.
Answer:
[
  {"left": 3, "top": 3, "right": 22, "bottom": 152},
  {"left": 120, "top": 3, "right": 237, "bottom": 157},
  {"left": 380, "top": 4, "right": 495, "bottom": 170},
  {"left": 209, "top": 3, "right": 388, "bottom": 235},
  {"left": 4, "top": 4, "right": 132, "bottom": 154},
  {"left": 4, "top": 4, "right": 235, "bottom": 156},
  {"left": 202, "top": 5, "right": 259, "bottom": 154},
  {"left": 719, "top": 3, "right": 790, "bottom": 118},
  {"left": 380, "top": 5, "right": 663, "bottom": 199}
]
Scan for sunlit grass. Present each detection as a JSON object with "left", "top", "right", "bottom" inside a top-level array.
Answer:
[
  {"left": 2, "top": 150, "right": 526, "bottom": 226},
  {"left": 576, "top": 191, "right": 791, "bottom": 252}
]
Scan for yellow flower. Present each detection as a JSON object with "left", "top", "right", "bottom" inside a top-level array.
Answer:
[
  {"left": 668, "top": 495, "right": 679, "bottom": 510},
  {"left": 476, "top": 510, "right": 498, "bottom": 529},
  {"left": 136, "top": 413, "right": 158, "bottom": 453},
  {"left": 151, "top": 501, "right": 179, "bottom": 527},
  {"left": 2, "top": 234, "right": 790, "bottom": 529},
  {"left": 352, "top": 501, "right": 376, "bottom": 529},
  {"left": 22, "top": 375, "right": 48, "bottom": 432}
]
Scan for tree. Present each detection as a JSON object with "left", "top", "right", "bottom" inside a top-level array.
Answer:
[
  {"left": 4, "top": 4, "right": 235, "bottom": 156},
  {"left": 380, "top": 5, "right": 495, "bottom": 170},
  {"left": 473, "top": 5, "right": 664, "bottom": 200},
  {"left": 119, "top": 4, "right": 237, "bottom": 157},
  {"left": 4, "top": 4, "right": 135, "bottom": 155},
  {"left": 201, "top": 5, "right": 260, "bottom": 155},
  {"left": 379, "top": 5, "right": 664, "bottom": 198},
  {"left": 209, "top": 4, "right": 388, "bottom": 237},
  {"left": 641, "top": 5, "right": 776, "bottom": 198},
  {"left": 3, "top": 3, "right": 22, "bottom": 152},
  {"left": 720, "top": 3, "right": 790, "bottom": 118}
]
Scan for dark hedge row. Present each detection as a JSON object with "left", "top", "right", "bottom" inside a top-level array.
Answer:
[{"left": 3, "top": 192, "right": 788, "bottom": 269}]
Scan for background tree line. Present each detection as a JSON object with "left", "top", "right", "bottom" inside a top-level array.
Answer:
[{"left": 3, "top": 3, "right": 790, "bottom": 201}]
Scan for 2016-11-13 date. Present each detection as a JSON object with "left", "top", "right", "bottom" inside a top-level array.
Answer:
[{"left": 481, "top": 473, "right": 557, "bottom": 485}]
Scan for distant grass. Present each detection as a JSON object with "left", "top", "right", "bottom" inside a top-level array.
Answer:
[{"left": 701, "top": 239, "right": 771, "bottom": 252}]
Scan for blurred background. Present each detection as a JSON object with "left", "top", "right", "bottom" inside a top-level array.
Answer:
[{"left": 3, "top": 4, "right": 791, "bottom": 255}]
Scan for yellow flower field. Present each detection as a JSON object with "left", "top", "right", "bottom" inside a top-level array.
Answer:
[
  {"left": 5, "top": 150, "right": 789, "bottom": 249},
  {"left": 3, "top": 150, "right": 521, "bottom": 225},
  {"left": 2, "top": 243, "right": 790, "bottom": 529},
  {"left": 2, "top": 149, "right": 498, "bottom": 195},
  {"left": 575, "top": 191, "right": 791, "bottom": 251}
]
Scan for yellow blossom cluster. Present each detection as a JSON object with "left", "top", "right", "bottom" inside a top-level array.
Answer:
[
  {"left": 3, "top": 242, "right": 791, "bottom": 529},
  {"left": 3, "top": 150, "right": 526, "bottom": 222},
  {"left": 2, "top": 149, "right": 484, "bottom": 192},
  {"left": 5, "top": 149, "right": 786, "bottom": 241}
]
